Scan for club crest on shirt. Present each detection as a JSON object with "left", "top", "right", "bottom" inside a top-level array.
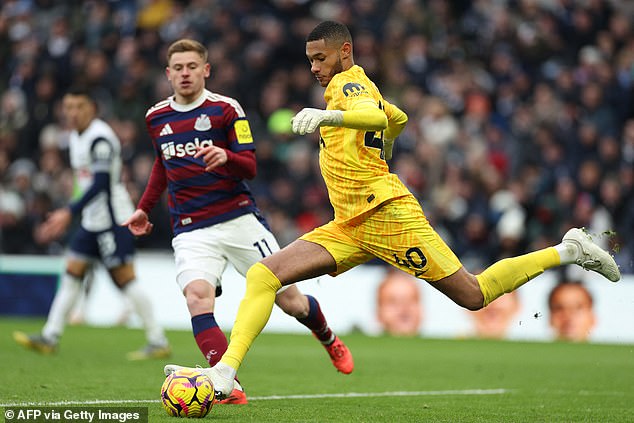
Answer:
[
  {"left": 342, "top": 82, "right": 367, "bottom": 97},
  {"left": 194, "top": 114, "right": 212, "bottom": 131}
]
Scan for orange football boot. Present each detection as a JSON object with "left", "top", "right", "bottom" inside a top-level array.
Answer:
[
  {"left": 324, "top": 336, "right": 354, "bottom": 374},
  {"left": 215, "top": 388, "right": 248, "bottom": 405}
]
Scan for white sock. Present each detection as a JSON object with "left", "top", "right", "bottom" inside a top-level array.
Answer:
[
  {"left": 215, "top": 362, "right": 237, "bottom": 381},
  {"left": 555, "top": 241, "right": 579, "bottom": 265},
  {"left": 122, "top": 279, "right": 167, "bottom": 347},
  {"left": 42, "top": 273, "right": 83, "bottom": 341}
]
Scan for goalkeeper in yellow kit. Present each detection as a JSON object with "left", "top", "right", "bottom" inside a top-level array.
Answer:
[{"left": 166, "top": 21, "right": 621, "bottom": 398}]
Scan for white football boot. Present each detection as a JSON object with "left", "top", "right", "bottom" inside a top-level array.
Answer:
[
  {"left": 164, "top": 364, "right": 235, "bottom": 400},
  {"left": 562, "top": 228, "right": 620, "bottom": 282}
]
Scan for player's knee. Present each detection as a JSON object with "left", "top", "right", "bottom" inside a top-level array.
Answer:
[
  {"left": 66, "top": 259, "right": 89, "bottom": 279},
  {"left": 246, "top": 262, "right": 281, "bottom": 292},
  {"left": 112, "top": 274, "right": 134, "bottom": 289},
  {"left": 245, "top": 262, "right": 267, "bottom": 282},
  {"left": 114, "top": 279, "right": 132, "bottom": 290},
  {"left": 460, "top": 290, "right": 485, "bottom": 311},
  {"left": 184, "top": 281, "right": 213, "bottom": 313},
  {"left": 66, "top": 270, "right": 85, "bottom": 280},
  {"left": 110, "top": 264, "right": 135, "bottom": 287},
  {"left": 275, "top": 288, "right": 309, "bottom": 318}
]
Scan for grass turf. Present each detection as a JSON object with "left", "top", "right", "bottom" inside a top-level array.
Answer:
[{"left": 1, "top": 317, "right": 633, "bottom": 422}]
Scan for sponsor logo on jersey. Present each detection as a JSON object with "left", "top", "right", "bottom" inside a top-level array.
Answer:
[
  {"left": 194, "top": 114, "right": 212, "bottom": 131},
  {"left": 342, "top": 82, "right": 367, "bottom": 97},
  {"left": 181, "top": 217, "right": 192, "bottom": 225},
  {"left": 159, "top": 123, "right": 173, "bottom": 136},
  {"left": 162, "top": 137, "right": 214, "bottom": 160},
  {"left": 234, "top": 119, "right": 253, "bottom": 144}
]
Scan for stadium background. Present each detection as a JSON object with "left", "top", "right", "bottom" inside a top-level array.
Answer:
[{"left": 1, "top": 0, "right": 633, "bottom": 342}]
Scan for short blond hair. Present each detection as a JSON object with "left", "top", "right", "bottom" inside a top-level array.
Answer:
[{"left": 166, "top": 39, "right": 207, "bottom": 64}]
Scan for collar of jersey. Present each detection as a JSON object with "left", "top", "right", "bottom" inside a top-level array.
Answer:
[{"left": 169, "top": 89, "right": 209, "bottom": 112}]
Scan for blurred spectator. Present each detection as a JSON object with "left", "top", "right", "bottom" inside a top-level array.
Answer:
[
  {"left": 376, "top": 269, "right": 423, "bottom": 337},
  {"left": 470, "top": 290, "right": 520, "bottom": 339},
  {"left": 548, "top": 281, "right": 596, "bottom": 342}
]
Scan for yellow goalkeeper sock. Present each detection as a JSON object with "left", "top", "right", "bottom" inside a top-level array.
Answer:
[
  {"left": 476, "top": 247, "right": 560, "bottom": 306},
  {"left": 220, "top": 262, "right": 281, "bottom": 370}
]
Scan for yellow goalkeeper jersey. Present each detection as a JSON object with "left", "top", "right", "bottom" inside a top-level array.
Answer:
[{"left": 320, "top": 65, "right": 411, "bottom": 223}]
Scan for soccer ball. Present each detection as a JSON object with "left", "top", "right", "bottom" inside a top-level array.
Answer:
[{"left": 161, "top": 369, "right": 215, "bottom": 418}]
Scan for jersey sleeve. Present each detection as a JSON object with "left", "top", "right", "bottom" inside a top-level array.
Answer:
[
  {"left": 228, "top": 118, "right": 255, "bottom": 152},
  {"left": 137, "top": 156, "right": 167, "bottom": 214},
  {"left": 383, "top": 100, "right": 408, "bottom": 140},
  {"left": 90, "top": 138, "right": 115, "bottom": 173},
  {"left": 326, "top": 73, "right": 378, "bottom": 112},
  {"left": 222, "top": 99, "right": 255, "bottom": 153},
  {"left": 69, "top": 137, "right": 113, "bottom": 215}
]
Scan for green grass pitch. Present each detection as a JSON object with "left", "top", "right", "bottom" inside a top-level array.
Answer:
[{"left": 1, "top": 317, "right": 633, "bottom": 422}]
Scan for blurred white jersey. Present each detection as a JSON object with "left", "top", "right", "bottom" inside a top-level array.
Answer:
[{"left": 69, "top": 118, "right": 134, "bottom": 232}]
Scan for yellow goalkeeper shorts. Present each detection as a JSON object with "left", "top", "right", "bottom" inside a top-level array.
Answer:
[{"left": 300, "top": 195, "right": 462, "bottom": 281}]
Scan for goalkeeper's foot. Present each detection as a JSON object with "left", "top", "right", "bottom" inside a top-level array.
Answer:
[
  {"left": 164, "top": 364, "right": 235, "bottom": 400},
  {"left": 13, "top": 331, "right": 57, "bottom": 354},
  {"left": 562, "top": 228, "right": 620, "bottom": 282}
]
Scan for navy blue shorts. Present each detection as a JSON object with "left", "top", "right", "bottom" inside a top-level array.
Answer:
[{"left": 68, "top": 225, "right": 135, "bottom": 269}]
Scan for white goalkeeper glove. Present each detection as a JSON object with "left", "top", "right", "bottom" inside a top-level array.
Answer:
[
  {"left": 383, "top": 138, "right": 395, "bottom": 160},
  {"left": 291, "top": 108, "right": 343, "bottom": 135}
]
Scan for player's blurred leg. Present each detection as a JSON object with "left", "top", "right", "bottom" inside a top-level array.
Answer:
[
  {"left": 123, "top": 279, "right": 170, "bottom": 360},
  {"left": 13, "top": 272, "right": 83, "bottom": 354},
  {"left": 12, "top": 332, "right": 58, "bottom": 354},
  {"left": 42, "top": 272, "right": 83, "bottom": 342}
]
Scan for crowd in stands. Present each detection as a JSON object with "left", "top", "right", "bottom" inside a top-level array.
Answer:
[{"left": 1, "top": 0, "right": 634, "bottom": 274}]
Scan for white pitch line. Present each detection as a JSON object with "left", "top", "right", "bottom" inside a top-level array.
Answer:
[
  {"left": 251, "top": 389, "right": 510, "bottom": 400},
  {"left": 0, "top": 389, "right": 510, "bottom": 407}
]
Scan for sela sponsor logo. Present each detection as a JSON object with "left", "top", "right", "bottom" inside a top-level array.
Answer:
[
  {"left": 162, "top": 137, "right": 213, "bottom": 160},
  {"left": 194, "top": 114, "right": 212, "bottom": 131}
]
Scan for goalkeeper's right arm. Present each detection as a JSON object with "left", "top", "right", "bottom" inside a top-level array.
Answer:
[
  {"left": 383, "top": 100, "right": 408, "bottom": 140},
  {"left": 382, "top": 101, "right": 408, "bottom": 160}
]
